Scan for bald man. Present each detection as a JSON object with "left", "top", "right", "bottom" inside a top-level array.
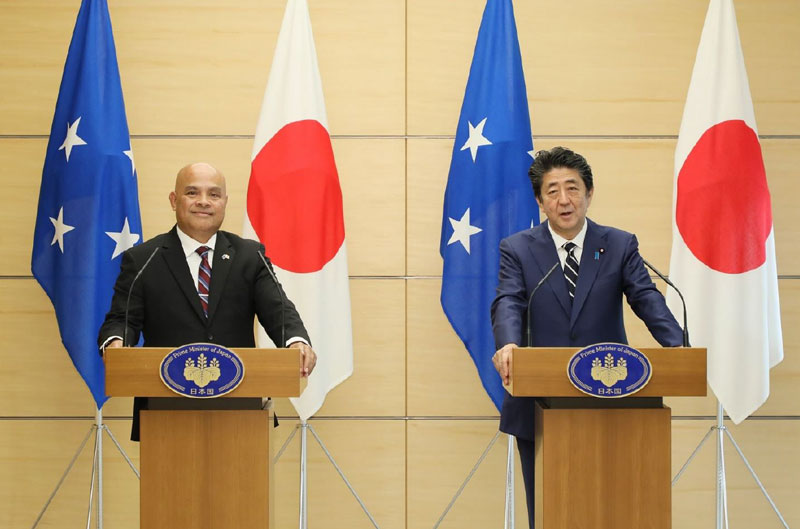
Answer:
[{"left": 99, "top": 163, "right": 315, "bottom": 440}]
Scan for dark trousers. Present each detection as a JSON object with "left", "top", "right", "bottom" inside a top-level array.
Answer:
[{"left": 517, "top": 436, "right": 536, "bottom": 529}]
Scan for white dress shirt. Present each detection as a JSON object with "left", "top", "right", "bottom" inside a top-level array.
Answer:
[{"left": 547, "top": 219, "right": 588, "bottom": 271}]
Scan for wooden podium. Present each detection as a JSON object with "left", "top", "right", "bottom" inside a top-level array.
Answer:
[
  {"left": 105, "top": 347, "right": 304, "bottom": 529},
  {"left": 507, "top": 347, "right": 706, "bottom": 529}
]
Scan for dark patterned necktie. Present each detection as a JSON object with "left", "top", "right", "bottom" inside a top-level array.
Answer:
[
  {"left": 563, "top": 242, "right": 580, "bottom": 301},
  {"left": 196, "top": 246, "right": 211, "bottom": 316}
]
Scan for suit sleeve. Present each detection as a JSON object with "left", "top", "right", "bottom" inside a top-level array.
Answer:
[
  {"left": 621, "top": 234, "right": 683, "bottom": 347},
  {"left": 491, "top": 238, "right": 528, "bottom": 349},
  {"left": 97, "top": 249, "right": 145, "bottom": 348},
  {"left": 253, "top": 247, "right": 310, "bottom": 347}
]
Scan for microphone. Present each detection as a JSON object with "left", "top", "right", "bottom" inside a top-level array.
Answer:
[
  {"left": 641, "top": 258, "right": 690, "bottom": 347},
  {"left": 525, "top": 262, "right": 560, "bottom": 347},
  {"left": 123, "top": 247, "right": 160, "bottom": 347},
  {"left": 256, "top": 248, "right": 286, "bottom": 347}
]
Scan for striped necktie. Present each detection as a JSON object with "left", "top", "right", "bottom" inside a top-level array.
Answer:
[
  {"left": 563, "top": 241, "right": 579, "bottom": 301},
  {"left": 196, "top": 246, "right": 211, "bottom": 316}
]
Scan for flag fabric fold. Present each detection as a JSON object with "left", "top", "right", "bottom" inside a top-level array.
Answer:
[
  {"left": 668, "top": 0, "right": 783, "bottom": 423},
  {"left": 440, "top": 0, "right": 538, "bottom": 410},
  {"left": 31, "top": 0, "right": 142, "bottom": 409},
  {"left": 244, "top": 0, "right": 353, "bottom": 421}
]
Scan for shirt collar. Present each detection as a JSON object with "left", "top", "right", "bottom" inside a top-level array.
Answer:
[
  {"left": 547, "top": 218, "right": 588, "bottom": 250},
  {"left": 175, "top": 226, "right": 217, "bottom": 258}
]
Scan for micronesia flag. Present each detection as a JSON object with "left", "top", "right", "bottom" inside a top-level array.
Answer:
[
  {"left": 31, "top": 0, "right": 142, "bottom": 409},
  {"left": 440, "top": 0, "right": 537, "bottom": 410}
]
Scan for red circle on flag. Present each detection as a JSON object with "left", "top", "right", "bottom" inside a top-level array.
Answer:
[
  {"left": 676, "top": 120, "right": 771, "bottom": 274},
  {"left": 248, "top": 120, "right": 345, "bottom": 273}
]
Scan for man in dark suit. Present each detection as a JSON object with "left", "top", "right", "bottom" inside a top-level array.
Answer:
[
  {"left": 490, "top": 147, "right": 682, "bottom": 529},
  {"left": 99, "top": 162, "right": 315, "bottom": 440}
]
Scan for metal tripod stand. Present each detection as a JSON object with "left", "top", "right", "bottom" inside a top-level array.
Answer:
[{"left": 29, "top": 409, "right": 139, "bottom": 529}]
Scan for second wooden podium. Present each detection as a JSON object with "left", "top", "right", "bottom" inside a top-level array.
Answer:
[
  {"left": 507, "top": 347, "right": 706, "bottom": 529},
  {"left": 105, "top": 347, "right": 304, "bottom": 529}
]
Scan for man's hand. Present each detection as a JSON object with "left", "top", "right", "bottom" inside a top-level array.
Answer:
[
  {"left": 107, "top": 339, "right": 123, "bottom": 348},
  {"left": 289, "top": 341, "right": 317, "bottom": 377},
  {"left": 492, "top": 343, "right": 517, "bottom": 386}
]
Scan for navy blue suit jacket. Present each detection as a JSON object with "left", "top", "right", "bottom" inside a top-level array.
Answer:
[{"left": 491, "top": 219, "right": 682, "bottom": 440}]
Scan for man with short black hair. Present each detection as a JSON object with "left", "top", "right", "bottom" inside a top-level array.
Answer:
[{"left": 491, "top": 146, "right": 682, "bottom": 528}]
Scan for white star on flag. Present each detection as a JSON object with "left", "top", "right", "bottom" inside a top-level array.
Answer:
[
  {"left": 123, "top": 148, "right": 135, "bottom": 176},
  {"left": 58, "top": 117, "right": 87, "bottom": 162},
  {"left": 460, "top": 117, "right": 492, "bottom": 162},
  {"left": 528, "top": 149, "right": 535, "bottom": 159},
  {"left": 447, "top": 207, "right": 482, "bottom": 254},
  {"left": 105, "top": 217, "right": 140, "bottom": 259},
  {"left": 49, "top": 206, "right": 75, "bottom": 253}
]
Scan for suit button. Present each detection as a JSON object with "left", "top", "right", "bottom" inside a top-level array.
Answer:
[{"left": 207, "top": 334, "right": 214, "bottom": 341}]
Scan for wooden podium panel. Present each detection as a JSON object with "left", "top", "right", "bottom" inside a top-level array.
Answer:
[
  {"left": 140, "top": 409, "right": 273, "bottom": 529},
  {"left": 105, "top": 347, "right": 304, "bottom": 397},
  {"left": 507, "top": 347, "right": 706, "bottom": 397},
  {"left": 534, "top": 403, "right": 671, "bottom": 529}
]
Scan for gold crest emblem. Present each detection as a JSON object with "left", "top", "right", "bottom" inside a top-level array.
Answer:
[
  {"left": 183, "top": 353, "right": 221, "bottom": 388},
  {"left": 590, "top": 353, "right": 628, "bottom": 387}
]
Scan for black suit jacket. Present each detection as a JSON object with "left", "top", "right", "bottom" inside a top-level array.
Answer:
[{"left": 98, "top": 226, "right": 309, "bottom": 439}]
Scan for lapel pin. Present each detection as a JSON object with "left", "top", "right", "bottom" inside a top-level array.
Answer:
[{"left": 222, "top": 254, "right": 230, "bottom": 260}]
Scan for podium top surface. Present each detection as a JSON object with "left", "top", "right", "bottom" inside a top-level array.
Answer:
[
  {"left": 506, "top": 347, "right": 706, "bottom": 398},
  {"left": 104, "top": 347, "right": 305, "bottom": 398}
]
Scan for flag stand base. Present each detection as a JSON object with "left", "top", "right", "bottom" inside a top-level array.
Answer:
[
  {"left": 29, "top": 409, "right": 139, "bottom": 529},
  {"left": 274, "top": 420, "right": 380, "bottom": 529},
  {"left": 672, "top": 401, "right": 790, "bottom": 528},
  {"left": 431, "top": 431, "right": 516, "bottom": 529}
]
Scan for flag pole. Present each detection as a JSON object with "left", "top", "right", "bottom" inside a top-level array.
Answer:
[
  {"left": 672, "top": 400, "right": 789, "bottom": 528},
  {"left": 96, "top": 408, "right": 104, "bottom": 529},
  {"left": 299, "top": 421, "right": 308, "bottom": 529},
  {"left": 503, "top": 434, "right": 515, "bottom": 529}
]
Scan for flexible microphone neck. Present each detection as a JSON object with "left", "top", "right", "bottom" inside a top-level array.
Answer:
[
  {"left": 642, "top": 257, "right": 690, "bottom": 347},
  {"left": 525, "top": 262, "right": 560, "bottom": 347},
  {"left": 256, "top": 249, "right": 286, "bottom": 347},
  {"left": 123, "top": 246, "right": 160, "bottom": 347}
]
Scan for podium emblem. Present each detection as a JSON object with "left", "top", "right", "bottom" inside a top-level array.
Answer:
[
  {"left": 160, "top": 343, "right": 245, "bottom": 398},
  {"left": 567, "top": 343, "right": 651, "bottom": 398}
]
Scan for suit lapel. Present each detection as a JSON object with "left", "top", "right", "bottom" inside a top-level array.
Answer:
[
  {"left": 528, "top": 223, "right": 571, "bottom": 318},
  {"left": 207, "top": 231, "right": 235, "bottom": 323},
  {"left": 162, "top": 227, "right": 207, "bottom": 323},
  {"left": 570, "top": 219, "right": 606, "bottom": 328}
]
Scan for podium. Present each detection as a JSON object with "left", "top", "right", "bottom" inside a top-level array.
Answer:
[
  {"left": 507, "top": 347, "right": 706, "bottom": 529},
  {"left": 104, "top": 347, "right": 304, "bottom": 529}
]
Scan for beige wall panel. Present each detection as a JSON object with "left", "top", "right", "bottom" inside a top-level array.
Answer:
[
  {"left": 406, "top": 139, "right": 450, "bottom": 277},
  {"left": 271, "top": 420, "right": 405, "bottom": 529},
  {"left": 0, "top": 279, "right": 131, "bottom": 416},
  {"left": 0, "top": 419, "right": 139, "bottom": 529},
  {"left": 407, "top": 138, "right": 800, "bottom": 277},
  {"left": 407, "top": 420, "right": 528, "bottom": 529},
  {"left": 0, "top": 0, "right": 404, "bottom": 136},
  {"left": 2, "top": 137, "right": 404, "bottom": 276},
  {"left": 273, "top": 279, "right": 406, "bottom": 418},
  {"left": 334, "top": 139, "right": 406, "bottom": 277},
  {"left": 0, "top": 139, "right": 47, "bottom": 277},
  {"left": 407, "top": 279, "right": 499, "bottom": 417},
  {"left": 408, "top": 0, "right": 800, "bottom": 136},
  {"left": 672, "top": 419, "right": 800, "bottom": 527},
  {"left": 0, "top": 2, "right": 75, "bottom": 136}
]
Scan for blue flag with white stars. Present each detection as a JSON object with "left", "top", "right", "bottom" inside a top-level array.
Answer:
[
  {"left": 439, "top": 0, "right": 538, "bottom": 411},
  {"left": 31, "top": 0, "right": 142, "bottom": 409}
]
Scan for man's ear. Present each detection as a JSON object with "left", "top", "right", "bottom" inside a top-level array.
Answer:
[{"left": 169, "top": 191, "right": 177, "bottom": 211}]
